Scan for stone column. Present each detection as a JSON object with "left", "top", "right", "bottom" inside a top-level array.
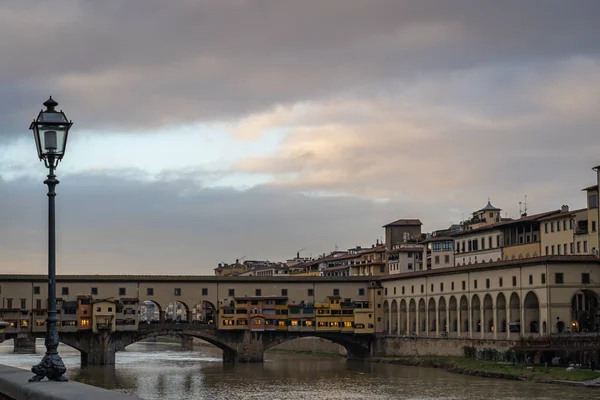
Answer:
[
  {"left": 13, "top": 335, "right": 36, "bottom": 353},
  {"left": 480, "top": 306, "right": 485, "bottom": 339},
  {"left": 231, "top": 331, "right": 264, "bottom": 363},
  {"left": 435, "top": 307, "right": 440, "bottom": 337},
  {"left": 446, "top": 307, "right": 450, "bottom": 337},
  {"left": 416, "top": 308, "right": 420, "bottom": 336},
  {"left": 406, "top": 307, "right": 410, "bottom": 335},
  {"left": 457, "top": 308, "right": 461, "bottom": 337},
  {"left": 181, "top": 336, "right": 194, "bottom": 350},
  {"left": 493, "top": 306, "right": 498, "bottom": 340},
  {"left": 521, "top": 305, "right": 526, "bottom": 337},
  {"left": 506, "top": 304, "right": 511, "bottom": 340}
]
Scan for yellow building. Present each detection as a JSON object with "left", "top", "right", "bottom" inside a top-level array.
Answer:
[
  {"left": 315, "top": 296, "right": 342, "bottom": 332},
  {"left": 92, "top": 299, "right": 116, "bottom": 333}
]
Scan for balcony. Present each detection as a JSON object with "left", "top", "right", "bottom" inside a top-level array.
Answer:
[{"left": 576, "top": 227, "right": 589, "bottom": 235}]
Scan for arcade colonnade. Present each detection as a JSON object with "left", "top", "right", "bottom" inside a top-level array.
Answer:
[{"left": 382, "top": 289, "right": 546, "bottom": 339}]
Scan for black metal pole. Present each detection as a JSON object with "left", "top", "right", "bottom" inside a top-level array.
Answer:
[{"left": 30, "top": 159, "right": 67, "bottom": 382}]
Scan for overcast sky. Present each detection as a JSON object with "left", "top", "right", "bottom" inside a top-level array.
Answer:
[{"left": 1, "top": 1, "right": 599, "bottom": 275}]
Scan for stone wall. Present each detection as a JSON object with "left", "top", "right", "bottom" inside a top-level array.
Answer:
[
  {"left": 373, "top": 337, "right": 519, "bottom": 357},
  {"left": 269, "top": 337, "right": 347, "bottom": 356}
]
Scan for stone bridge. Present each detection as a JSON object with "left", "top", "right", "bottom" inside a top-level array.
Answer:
[{"left": 15, "top": 324, "right": 373, "bottom": 365}]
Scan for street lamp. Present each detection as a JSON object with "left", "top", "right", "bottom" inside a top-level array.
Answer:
[{"left": 29, "top": 96, "right": 73, "bottom": 382}]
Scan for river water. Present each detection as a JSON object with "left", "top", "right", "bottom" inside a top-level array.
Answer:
[{"left": 0, "top": 340, "right": 594, "bottom": 399}]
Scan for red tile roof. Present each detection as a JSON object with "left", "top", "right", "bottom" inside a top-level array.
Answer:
[{"left": 383, "top": 219, "right": 422, "bottom": 228}]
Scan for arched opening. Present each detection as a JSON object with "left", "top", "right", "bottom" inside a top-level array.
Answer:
[
  {"left": 383, "top": 300, "right": 390, "bottom": 333},
  {"left": 418, "top": 299, "right": 426, "bottom": 334},
  {"left": 428, "top": 298, "right": 437, "bottom": 334},
  {"left": 192, "top": 301, "right": 216, "bottom": 324},
  {"left": 267, "top": 336, "right": 347, "bottom": 357},
  {"left": 496, "top": 293, "right": 507, "bottom": 333},
  {"left": 399, "top": 299, "right": 407, "bottom": 335},
  {"left": 460, "top": 295, "right": 469, "bottom": 335},
  {"left": 409, "top": 299, "right": 416, "bottom": 335},
  {"left": 509, "top": 292, "right": 520, "bottom": 335},
  {"left": 140, "top": 300, "right": 162, "bottom": 324},
  {"left": 449, "top": 296, "right": 458, "bottom": 334},
  {"left": 483, "top": 294, "right": 493, "bottom": 334},
  {"left": 570, "top": 289, "right": 599, "bottom": 332},
  {"left": 390, "top": 300, "right": 398, "bottom": 334},
  {"left": 471, "top": 295, "right": 481, "bottom": 334},
  {"left": 165, "top": 301, "right": 190, "bottom": 323},
  {"left": 438, "top": 297, "right": 447, "bottom": 334},
  {"left": 523, "top": 291, "right": 540, "bottom": 334}
]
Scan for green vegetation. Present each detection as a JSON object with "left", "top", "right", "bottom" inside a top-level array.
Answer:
[
  {"left": 372, "top": 356, "right": 600, "bottom": 383},
  {"left": 266, "top": 349, "right": 344, "bottom": 358}
]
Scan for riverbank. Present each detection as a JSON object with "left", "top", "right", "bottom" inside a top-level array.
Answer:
[{"left": 371, "top": 356, "right": 600, "bottom": 387}]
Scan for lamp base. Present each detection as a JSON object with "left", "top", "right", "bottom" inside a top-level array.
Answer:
[{"left": 29, "top": 353, "right": 68, "bottom": 382}]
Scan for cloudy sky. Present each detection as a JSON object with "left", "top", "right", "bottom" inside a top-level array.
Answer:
[{"left": 1, "top": 1, "right": 599, "bottom": 275}]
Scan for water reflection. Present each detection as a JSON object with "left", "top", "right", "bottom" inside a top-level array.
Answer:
[{"left": 0, "top": 339, "right": 595, "bottom": 399}]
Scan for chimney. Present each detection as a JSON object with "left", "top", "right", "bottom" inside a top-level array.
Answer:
[
  {"left": 235, "top": 259, "right": 239, "bottom": 264},
  {"left": 561, "top": 205, "right": 569, "bottom": 212}
]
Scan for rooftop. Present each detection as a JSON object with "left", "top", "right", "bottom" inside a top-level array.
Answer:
[
  {"left": 453, "top": 209, "right": 562, "bottom": 237},
  {"left": 477, "top": 201, "right": 502, "bottom": 212},
  {"left": 383, "top": 218, "right": 422, "bottom": 228}
]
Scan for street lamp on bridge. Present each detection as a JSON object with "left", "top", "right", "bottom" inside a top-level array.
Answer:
[{"left": 28, "top": 96, "right": 73, "bottom": 382}]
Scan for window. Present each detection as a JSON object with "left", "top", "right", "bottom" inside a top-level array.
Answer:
[
  {"left": 308, "top": 289, "right": 314, "bottom": 296},
  {"left": 228, "top": 288, "right": 235, "bottom": 297},
  {"left": 393, "top": 287, "right": 396, "bottom": 295},
  {"left": 33, "top": 286, "right": 40, "bottom": 295},
  {"left": 582, "top": 273, "right": 590, "bottom": 284},
  {"left": 512, "top": 276, "right": 517, "bottom": 286},
  {"left": 36, "top": 299, "right": 42, "bottom": 309},
  {"left": 402, "top": 286, "right": 405, "bottom": 294},
  {"left": 564, "top": 244, "right": 568, "bottom": 255},
  {"left": 333, "top": 288, "right": 340, "bottom": 296},
  {"left": 380, "top": 265, "right": 385, "bottom": 273},
  {"left": 551, "top": 222, "right": 555, "bottom": 232},
  {"left": 20, "top": 299, "right": 26, "bottom": 309},
  {"left": 119, "top": 288, "right": 126, "bottom": 296},
  {"left": 496, "top": 235, "right": 501, "bottom": 247},
  {"left": 430, "top": 284, "right": 434, "bottom": 292},
  {"left": 486, "top": 279, "right": 490, "bottom": 289},
  {"left": 62, "top": 287, "right": 69, "bottom": 296},
  {"left": 551, "top": 245, "right": 555, "bottom": 255},
  {"left": 481, "top": 237, "right": 485, "bottom": 249},
  {"left": 420, "top": 285, "right": 424, "bottom": 293},
  {"left": 593, "top": 221, "right": 597, "bottom": 232},
  {"left": 590, "top": 194, "right": 598, "bottom": 208},
  {"left": 584, "top": 241, "right": 588, "bottom": 252},
  {"left": 255, "top": 289, "right": 262, "bottom": 296},
  {"left": 577, "top": 242, "right": 581, "bottom": 253},
  {"left": 451, "top": 282, "right": 455, "bottom": 291},
  {"left": 440, "top": 283, "right": 444, "bottom": 292},
  {"left": 541, "top": 273, "right": 546, "bottom": 284},
  {"left": 408, "top": 263, "right": 413, "bottom": 270},
  {"left": 202, "top": 288, "right": 208, "bottom": 296},
  {"left": 434, "top": 256, "right": 440, "bottom": 264},
  {"left": 545, "top": 246, "right": 549, "bottom": 255},
  {"left": 91, "top": 287, "right": 98, "bottom": 296},
  {"left": 6, "top": 299, "right": 12, "bottom": 309},
  {"left": 473, "top": 280, "right": 477, "bottom": 289},
  {"left": 555, "top": 273, "right": 564, "bottom": 284},
  {"left": 462, "top": 281, "right": 466, "bottom": 290},
  {"left": 281, "top": 288, "right": 288, "bottom": 296},
  {"left": 358, "top": 288, "right": 365, "bottom": 296},
  {"left": 571, "top": 243, "right": 574, "bottom": 253},
  {"left": 444, "top": 255, "right": 450, "bottom": 264},
  {"left": 147, "top": 288, "right": 154, "bottom": 296},
  {"left": 411, "top": 285, "right": 414, "bottom": 294},
  {"left": 570, "top": 219, "right": 574, "bottom": 229},
  {"left": 544, "top": 223, "right": 548, "bottom": 233},
  {"left": 174, "top": 288, "right": 181, "bottom": 296},
  {"left": 488, "top": 236, "right": 493, "bottom": 248},
  {"left": 529, "top": 275, "right": 533, "bottom": 285},
  {"left": 108, "top": 307, "right": 113, "bottom": 312},
  {"left": 557, "top": 222, "right": 561, "bottom": 232},
  {"left": 563, "top": 220, "right": 567, "bottom": 230},
  {"left": 499, "top": 277, "right": 503, "bottom": 287}
]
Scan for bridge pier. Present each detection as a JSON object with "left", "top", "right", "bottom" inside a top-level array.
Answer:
[
  {"left": 181, "top": 336, "right": 194, "bottom": 350},
  {"left": 224, "top": 331, "right": 265, "bottom": 363},
  {"left": 13, "top": 335, "right": 36, "bottom": 354}
]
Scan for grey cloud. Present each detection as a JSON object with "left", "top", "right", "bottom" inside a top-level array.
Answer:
[
  {"left": 0, "top": 172, "right": 434, "bottom": 274},
  {"left": 1, "top": 0, "right": 599, "bottom": 135}
]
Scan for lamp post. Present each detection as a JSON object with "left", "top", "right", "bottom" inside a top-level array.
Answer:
[{"left": 28, "top": 96, "right": 73, "bottom": 382}]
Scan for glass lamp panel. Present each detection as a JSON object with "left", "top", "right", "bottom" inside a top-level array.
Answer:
[
  {"left": 39, "top": 111, "right": 68, "bottom": 123},
  {"left": 36, "top": 124, "right": 68, "bottom": 156}
]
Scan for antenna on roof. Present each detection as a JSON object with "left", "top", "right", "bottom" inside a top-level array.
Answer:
[{"left": 519, "top": 195, "right": 528, "bottom": 217}]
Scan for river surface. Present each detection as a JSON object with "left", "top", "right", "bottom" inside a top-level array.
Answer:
[{"left": 0, "top": 339, "right": 594, "bottom": 399}]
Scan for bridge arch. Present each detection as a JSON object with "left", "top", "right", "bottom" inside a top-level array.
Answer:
[
  {"left": 390, "top": 300, "right": 398, "bottom": 334},
  {"left": 263, "top": 333, "right": 371, "bottom": 360},
  {"left": 120, "top": 328, "right": 236, "bottom": 355},
  {"left": 382, "top": 300, "right": 390, "bottom": 333},
  {"left": 570, "top": 289, "right": 599, "bottom": 332},
  {"left": 165, "top": 300, "right": 191, "bottom": 323},
  {"left": 141, "top": 300, "right": 163, "bottom": 323}
]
